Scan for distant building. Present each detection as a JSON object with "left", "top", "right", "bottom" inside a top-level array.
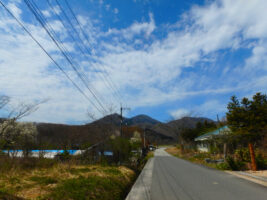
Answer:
[
  {"left": 194, "top": 126, "right": 230, "bottom": 152},
  {"left": 130, "top": 131, "right": 142, "bottom": 143}
]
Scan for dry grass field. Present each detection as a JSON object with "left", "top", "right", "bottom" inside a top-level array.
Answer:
[{"left": 0, "top": 162, "right": 135, "bottom": 200}]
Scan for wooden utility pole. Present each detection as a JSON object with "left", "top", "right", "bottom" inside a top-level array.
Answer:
[
  {"left": 223, "top": 143, "right": 227, "bottom": 159},
  {"left": 120, "top": 104, "right": 130, "bottom": 137},
  {"left": 143, "top": 129, "right": 146, "bottom": 148},
  {"left": 248, "top": 143, "right": 257, "bottom": 171}
]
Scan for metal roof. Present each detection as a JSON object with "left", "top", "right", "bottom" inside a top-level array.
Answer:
[{"left": 194, "top": 125, "right": 229, "bottom": 141}]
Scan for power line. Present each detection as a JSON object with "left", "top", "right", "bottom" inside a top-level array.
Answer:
[
  {"left": 0, "top": 0, "right": 103, "bottom": 114},
  {"left": 24, "top": 0, "right": 108, "bottom": 113},
  {"left": 46, "top": 0, "right": 120, "bottom": 105},
  {"left": 59, "top": 0, "right": 123, "bottom": 102},
  {"left": 58, "top": 0, "right": 122, "bottom": 102},
  {"left": 65, "top": 0, "right": 123, "bottom": 101},
  {"left": 29, "top": 0, "right": 108, "bottom": 109},
  {"left": 26, "top": 0, "right": 107, "bottom": 113}
]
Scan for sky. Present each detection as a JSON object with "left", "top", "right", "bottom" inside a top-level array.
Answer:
[{"left": 0, "top": 0, "right": 266, "bottom": 124}]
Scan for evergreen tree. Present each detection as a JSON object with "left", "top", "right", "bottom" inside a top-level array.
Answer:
[{"left": 226, "top": 92, "right": 267, "bottom": 170}]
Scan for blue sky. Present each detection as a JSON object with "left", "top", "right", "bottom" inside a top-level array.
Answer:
[{"left": 0, "top": 0, "right": 266, "bottom": 124}]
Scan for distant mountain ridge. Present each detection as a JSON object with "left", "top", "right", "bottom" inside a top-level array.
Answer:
[
  {"left": 12, "top": 114, "right": 214, "bottom": 146},
  {"left": 90, "top": 114, "right": 160, "bottom": 127},
  {"left": 124, "top": 114, "right": 160, "bottom": 126},
  {"left": 90, "top": 114, "right": 214, "bottom": 142}
]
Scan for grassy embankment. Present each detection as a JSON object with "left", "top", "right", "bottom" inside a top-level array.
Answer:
[
  {"left": 0, "top": 149, "right": 156, "bottom": 200},
  {"left": 144, "top": 151, "right": 154, "bottom": 162},
  {"left": 0, "top": 158, "right": 136, "bottom": 200},
  {"left": 166, "top": 146, "right": 267, "bottom": 171},
  {"left": 165, "top": 146, "right": 226, "bottom": 170}
]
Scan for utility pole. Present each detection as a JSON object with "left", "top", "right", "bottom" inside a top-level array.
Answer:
[
  {"left": 120, "top": 104, "right": 130, "bottom": 137},
  {"left": 143, "top": 129, "right": 146, "bottom": 148},
  {"left": 216, "top": 114, "right": 220, "bottom": 125}
]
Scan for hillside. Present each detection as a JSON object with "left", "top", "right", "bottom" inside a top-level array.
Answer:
[
  {"left": 124, "top": 115, "right": 160, "bottom": 126},
  {"left": 36, "top": 122, "right": 118, "bottom": 149},
  {"left": 91, "top": 114, "right": 160, "bottom": 127},
  {"left": 90, "top": 113, "right": 122, "bottom": 126},
  {"left": 34, "top": 115, "right": 214, "bottom": 146}
]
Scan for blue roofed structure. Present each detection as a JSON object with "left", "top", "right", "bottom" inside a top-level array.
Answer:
[{"left": 194, "top": 126, "right": 230, "bottom": 152}]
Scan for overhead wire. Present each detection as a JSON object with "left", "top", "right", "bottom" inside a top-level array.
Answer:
[
  {"left": 46, "top": 0, "right": 119, "bottom": 105},
  {"left": 0, "top": 0, "right": 104, "bottom": 114},
  {"left": 24, "top": 0, "right": 108, "bottom": 114},
  {"left": 29, "top": 0, "right": 107, "bottom": 109},
  {"left": 65, "top": 0, "right": 123, "bottom": 101},
  {"left": 57, "top": 0, "right": 123, "bottom": 102}
]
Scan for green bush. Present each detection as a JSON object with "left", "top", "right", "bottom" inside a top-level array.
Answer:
[
  {"left": 47, "top": 176, "right": 126, "bottom": 200},
  {"left": 256, "top": 154, "right": 267, "bottom": 169},
  {"left": 226, "top": 156, "right": 246, "bottom": 171},
  {"left": 55, "top": 150, "right": 71, "bottom": 161},
  {"left": 216, "top": 162, "right": 230, "bottom": 170},
  {"left": 235, "top": 148, "right": 250, "bottom": 162},
  {"left": 193, "top": 153, "right": 210, "bottom": 159}
]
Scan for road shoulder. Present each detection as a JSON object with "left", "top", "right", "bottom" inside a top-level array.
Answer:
[
  {"left": 226, "top": 171, "right": 267, "bottom": 187},
  {"left": 125, "top": 157, "right": 154, "bottom": 200}
]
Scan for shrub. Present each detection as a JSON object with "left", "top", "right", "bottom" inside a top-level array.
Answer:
[
  {"left": 193, "top": 153, "right": 210, "bottom": 159},
  {"left": 216, "top": 162, "right": 230, "bottom": 170},
  {"left": 226, "top": 156, "right": 246, "bottom": 171},
  {"left": 55, "top": 150, "right": 71, "bottom": 161},
  {"left": 235, "top": 148, "right": 250, "bottom": 162},
  {"left": 256, "top": 154, "right": 267, "bottom": 170},
  {"left": 47, "top": 176, "right": 127, "bottom": 200}
]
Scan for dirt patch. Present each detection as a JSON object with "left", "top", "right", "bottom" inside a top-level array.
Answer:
[
  {"left": 245, "top": 170, "right": 267, "bottom": 178},
  {"left": 165, "top": 147, "right": 179, "bottom": 156}
]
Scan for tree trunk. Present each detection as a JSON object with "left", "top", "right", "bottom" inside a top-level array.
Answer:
[
  {"left": 180, "top": 142, "right": 184, "bottom": 154},
  {"left": 248, "top": 143, "right": 257, "bottom": 171},
  {"left": 223, "top": 143, "right": 227, "bottom": 159}
]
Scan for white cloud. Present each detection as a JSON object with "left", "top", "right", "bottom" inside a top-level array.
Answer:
[
  {"left": 245, "top": 42, "right": 267, "bottom": 71},
  {"left": 42, "top": 10, "right": 51, "bottom": 18},
  {"left": 169, "top": 109, "right": 191, "bottom": 120},
  {"left": 6, "top": 2, "right": 21, "bottom": 19},
  {"left": 1, "top": 0, "right": 267, "bottom": 123},
  {"left": 195, "top": 100, "right": 227, "bottom": 118},
  {"left": 113, "top": 8, "right": 119, "bottom": 14},
  {"left": 103, "top": 12, "right": 155, "bottom": 39}
]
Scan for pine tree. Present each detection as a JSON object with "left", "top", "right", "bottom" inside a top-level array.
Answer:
[{"left": 226, "top": 93, "right": 267, "bottom": 171}]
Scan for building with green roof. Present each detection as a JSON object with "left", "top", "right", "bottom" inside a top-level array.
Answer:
[{"left": 194, "top": 126, "right": 230, "bottom": 152}]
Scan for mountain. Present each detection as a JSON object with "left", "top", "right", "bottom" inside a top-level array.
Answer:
[
  {"left": 124, "top": 115, "right": 160, "bottom": 126},
  {"left": 36, "top": 122, "right": 118, "bottom": 148},
  {"left": 90, "top": 114, "right": 214, "bottom": 143},
  {"left": 90, "top": 113, "right": 122, "bottom": 126},
  {"left": 90, "top": 114, "right": 160, "bottom": 127},
  {"left": 167, "top": 117, "right": 214, "bottom": 129},
  {"left": 150, "top": 117, "right": 215, "bottom": 141},
  {"left": 20, "top": 114, "right": 214, "bottom": 147}
]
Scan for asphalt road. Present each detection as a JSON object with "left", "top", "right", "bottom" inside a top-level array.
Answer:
[{"left": 150, "top": 148, "right": 267, "bottom": 200}]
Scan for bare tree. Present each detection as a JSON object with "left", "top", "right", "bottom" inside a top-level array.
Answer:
[
  {"left": 7, "top": 99, "right": 48, "bottom": 121},
  {"left": 0, "top": 96, "right": 47, "bottom": 153},
  {"left": 0, "top": 95, "right": 10, "bottom": 110}
]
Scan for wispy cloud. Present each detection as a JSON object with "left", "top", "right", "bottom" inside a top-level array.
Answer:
[{"left": 0, "top": 0, "right": 266, "bottom": 123}]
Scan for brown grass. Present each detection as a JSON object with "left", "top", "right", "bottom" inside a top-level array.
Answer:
[
  {"left": 165, "top": 146, "right": 220, "bottom": 168},
  {"left": 0, "top": 162, "right": 136, "bottom": 200},
  {"left": 165, "top": 147, "right": 180, "bottom": 156}
]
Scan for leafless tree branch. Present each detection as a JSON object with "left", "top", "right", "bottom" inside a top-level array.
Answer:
[{"left": 0, "top": 95, "right": 10, "bottom": 110}]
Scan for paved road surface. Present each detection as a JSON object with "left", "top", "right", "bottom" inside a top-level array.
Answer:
[{"left": 126, "top": 148, "right": 267, "bottom": 200}]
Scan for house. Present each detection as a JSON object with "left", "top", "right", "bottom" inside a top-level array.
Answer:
[{"left": 194, "top": 126, "right": 229, "bottom": 152}]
